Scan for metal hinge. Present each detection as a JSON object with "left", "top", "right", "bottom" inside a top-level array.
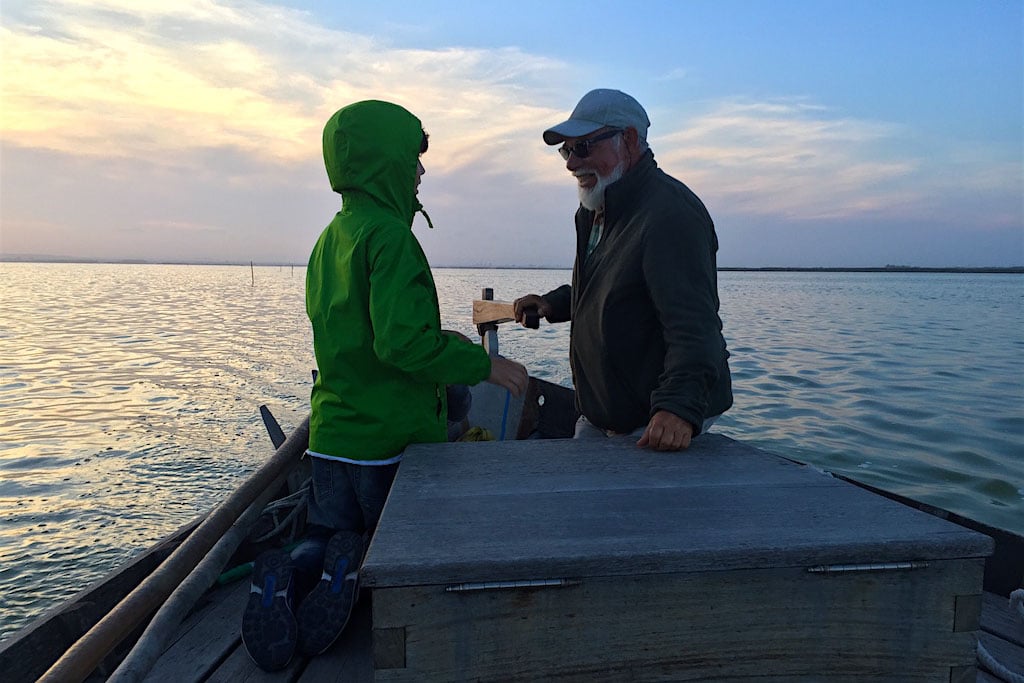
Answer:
[
  {"left": 807, "top": 561, "right": 930, "bottom": 574},
  {"left": 445, "top": 578, "right": 581, "bottom": 593}
]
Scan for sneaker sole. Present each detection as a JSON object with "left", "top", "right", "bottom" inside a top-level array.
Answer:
[
  {"left": 297, "top": 530, "right": 364, "bottom": 657},
  {"left": 241, "top": 550, "right": 298, "bottom": 671}
]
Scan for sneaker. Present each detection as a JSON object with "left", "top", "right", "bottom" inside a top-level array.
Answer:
[
  {"left": 241, "top": 549, "right": 298, "bottom": 671},
  {"left": 296, "top": 530, "right": 364, "bottom": 656}
]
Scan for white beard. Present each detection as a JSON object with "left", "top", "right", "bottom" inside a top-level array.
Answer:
[{"left": 576, "top": 157, "right": 627, "bottom": 211}]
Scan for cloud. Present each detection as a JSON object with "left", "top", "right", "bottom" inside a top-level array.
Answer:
[
  {"left": 654, "top": 99, "right": 920, "bottom": 220},
  {"left": 1, "top": 0, "right": 568, "bottom": 181},
  {"left": 0, "top": 1, "right": 1018, "bottom": 266},
  {"left": 653, "top": 98, "right": 1021, "bottom": 228}
]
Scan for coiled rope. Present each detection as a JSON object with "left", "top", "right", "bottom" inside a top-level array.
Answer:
[
  {"left": 248, "top": 479, "right": 310, "bottom": 545},
  {"left": 977, "top": 588, "right": 1024, "bottom": 683}
]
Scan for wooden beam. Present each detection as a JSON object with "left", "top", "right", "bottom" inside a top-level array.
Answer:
[
  {"left": 37, "top": 417, "right": 310, "bottom": 683},
  {"left": 472, "top": 300, "right": 538, "bottom": 328},
  {"left": 472, "top": 299, "right": 516, "bottom": 326}
]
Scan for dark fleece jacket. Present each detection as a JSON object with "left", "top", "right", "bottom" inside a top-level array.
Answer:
[{"left": 544, "top": 150, "right": 732, "bottom": 434}]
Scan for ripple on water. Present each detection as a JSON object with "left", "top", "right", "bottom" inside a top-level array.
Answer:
[{"left": 2, "top": 265, "right": 1022, "bottom": 642}]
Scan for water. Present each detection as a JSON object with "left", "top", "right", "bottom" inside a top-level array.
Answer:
[{"left": 1, "top": 263, "right": 1021, "bottom": 641}]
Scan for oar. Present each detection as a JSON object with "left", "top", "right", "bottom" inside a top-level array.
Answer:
[
  {"left": 38, "top": 417, "right": 311, "bottom": 683},
  {"left": 260, "top": 404, "right": 287, "bottom": 448}
]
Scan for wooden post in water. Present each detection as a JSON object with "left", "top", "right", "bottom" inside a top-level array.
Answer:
[{"left": 250, "top": 261, "right": 254, "bottom": 286}]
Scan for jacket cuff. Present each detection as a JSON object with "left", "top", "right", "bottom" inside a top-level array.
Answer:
[{"left": 542, "top": 284, "right": 572, "bottom": 323}]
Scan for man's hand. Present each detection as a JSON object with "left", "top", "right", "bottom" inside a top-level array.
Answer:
[
  {"left": 487, "top": 355, "right": 529, "bottom": 397},
  {"left": 637, "top": 410, "right": 695, "bottom": 451},
  {"left": 513, "top": 294, "right": 551, "bottom": 327}
]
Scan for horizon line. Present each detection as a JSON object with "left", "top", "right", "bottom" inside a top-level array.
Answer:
[{"left": 2, "top": 256, "right": 1022, "bottom": 273}]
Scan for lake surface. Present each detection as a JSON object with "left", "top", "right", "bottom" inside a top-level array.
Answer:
[{"left": 0, "top": 262, "right": 1021, "bottom": 641}]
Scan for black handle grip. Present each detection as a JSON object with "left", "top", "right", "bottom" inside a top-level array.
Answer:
[{"left": 523, "top": 307, "right": 540, "bottom": 329}]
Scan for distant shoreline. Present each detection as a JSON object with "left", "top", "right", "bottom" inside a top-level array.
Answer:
[
  {"left": 1, "top": 256, "right": 1021, "bottom": 274},
  {"left": 717, "top": 266, "right": 1024, "bottom": 274}
]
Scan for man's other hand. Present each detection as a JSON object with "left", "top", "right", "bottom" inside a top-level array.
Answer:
[{"left": 637, "top": 410, "right": 694, "bottom": 451}]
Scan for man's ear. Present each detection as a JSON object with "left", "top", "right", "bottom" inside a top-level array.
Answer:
[
  {"left": 622, "top": 127, "right": 643, "bottom": 166},
  {"left": 623, "top": 127, "right": 641, "bottom": 152}
]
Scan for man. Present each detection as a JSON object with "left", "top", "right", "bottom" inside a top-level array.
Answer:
[
  {"left": 514, "top": 88, "right": 731, "bottom": 451},
  {"left": 242, "top": 100, "right": 528, "bottom": 671}
]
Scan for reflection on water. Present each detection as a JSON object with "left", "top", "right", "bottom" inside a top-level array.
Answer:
[
  {"left": 0, "top": 263, "right": 316, "bottom": 640},
  {"left": 715, "top": 272, "right": 1023, "bottom": 531},
  {"left": 0, "top": 264, "right": 1021, "bottom": 641}
]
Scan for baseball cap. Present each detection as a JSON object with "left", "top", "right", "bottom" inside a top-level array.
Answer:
[{"left": 543, "top": 89, "right": 650, "bottom": 145}]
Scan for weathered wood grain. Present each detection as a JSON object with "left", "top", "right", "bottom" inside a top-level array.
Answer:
[
  {"left": 471, "top": 299, "right": 516, "bottom": 325},
  {"left": 298, "top": 598, "right": 374, "bottom": 682},
  {"left": 978, "top": 628, "right": 1024, "bottom": 680},
  {"left": 516, "top": 377, "right": 577, "bottom": 439},
  {"left": 955, "top": 593, "right": 984, "bottom": 632},
  {"left": 0, "top": 517, "right": 199, "bottom": 683},
  {"left": 142, "top": 579, "right": 249, "bottom": 682},
  {"left": 373, "top": 560, "right": 981, "bottom": 682},
  {"left": 204, "top": 646, "right": 302, "bottom": 683},
  {"left": 981, "top": 591, "right": 1024, "bottom": 647},
  {"left": 364, "top": 435, "right": 992, "bottom": 588}
]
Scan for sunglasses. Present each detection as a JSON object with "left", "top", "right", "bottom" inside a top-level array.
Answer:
[{"left": 558, "top": 129, "right": 623, "bottom": 160}]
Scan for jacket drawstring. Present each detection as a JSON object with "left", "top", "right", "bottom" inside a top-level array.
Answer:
[{"left": 419, "top": 207, "right": 435, "bottom": 229}]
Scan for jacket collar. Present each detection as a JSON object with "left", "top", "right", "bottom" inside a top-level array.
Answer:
[
  {"left": 577, "top": 149, "right": 657, "bottom": 228},
  {"left": 603, "top": 149, "right": 656, "bottom": 216}
]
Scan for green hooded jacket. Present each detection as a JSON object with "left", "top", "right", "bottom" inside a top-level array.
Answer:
[{"left": 306, "top": 100, "right": 491, "bottom": 462}]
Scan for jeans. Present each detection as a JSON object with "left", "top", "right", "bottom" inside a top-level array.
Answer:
[
  {"left": 292, "top": 388, "right": 469, "bottom": 586},
  {"left": 290, "top": 457, "right": 399, "bottom": 592},
  {"left": 446, "top": 383, "right": 472, "bottom": 423}
]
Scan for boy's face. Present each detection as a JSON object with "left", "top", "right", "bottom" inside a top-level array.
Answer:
[{"left": 415, "top": 159, "right": 425, "bottom": 195}]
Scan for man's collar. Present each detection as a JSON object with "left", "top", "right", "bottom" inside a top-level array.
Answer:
[{"left": 604, "top": 149, "right": 655, "bottom": 206}]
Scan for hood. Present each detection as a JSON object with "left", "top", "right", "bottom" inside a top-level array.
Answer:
[{"left": 323, "top": 100, "right": 425, "bottom": 225}]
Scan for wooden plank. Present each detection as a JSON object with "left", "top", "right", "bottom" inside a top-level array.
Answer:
[
  {"left": 517, "top": 377, "right": 577, "bottom": 439},
  {"left": 955, "top": 593, "right": 983, "bottom": 632},
  {"left": 202, "top": 594, "right": 374, "bottom": 683},
  {"left": 981, "top": 591, "right": 1024, "bottom": 647},
  {"left": 373, "top": 559, "right": 981, "bottom": 682},
  {"left": 373, "top": 628, "right": 405, "bottom": 670},
  {"left": 363, "top": 436, "right": 992, "bottom": 588},
  {"left": 472, "top": 299, "right": 516, "bottom": 325},
  {"left": 976, "top": 591, "right": 1024, "bottom": 683},
  {"left": 205, "top": 646, "right": 305, "bottom": 683},
  {"left": 0, "top": 517, "right": 198, "bottom": 683},
  {"left": 391, "top": 433, "right": 821, "bottom": 496},
  {"left": 948, "top": 665, "right": 976, "bottom": 683},
  {"left": 832, "top": 473, "right": 1024, "bottom": 595},
  {"left": 298, "top": 598, "right": 374, "bottom": 682},
  {"left": 142, "top": 579, "right": 250, "bottom": 682},
  {"left": 41, "top": 418, "right": 311, "bottom": 683},
  {"left": 977, "top": 629, "right": 1024, "bottom": 681}
]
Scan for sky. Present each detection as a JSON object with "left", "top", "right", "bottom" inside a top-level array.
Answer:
[{"left": 0, "top": 0, "right": 1021, "bottom": 268}]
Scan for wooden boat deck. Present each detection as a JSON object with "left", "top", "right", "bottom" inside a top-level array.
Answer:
[
  {"left": 126, "top": 581, "right": 1020, "bottom": 682},
  {"left": 977, "top": 591, "right": 1024, "bottom": 683},
  {"left": 75, "top": 431, "right": 1019, "bottom": 682}
]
